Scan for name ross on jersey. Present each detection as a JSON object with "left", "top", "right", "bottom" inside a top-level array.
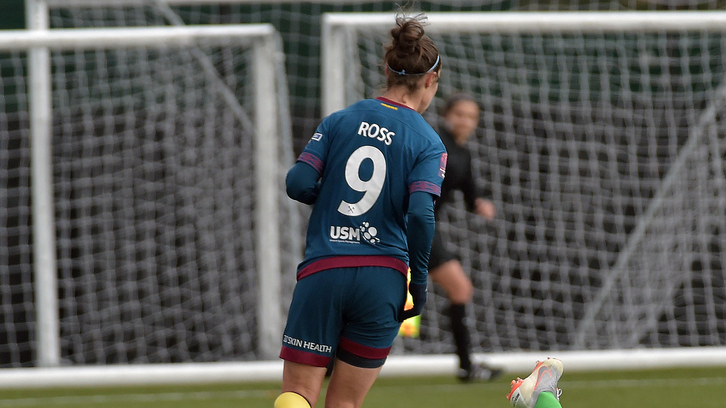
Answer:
[{"left": 358, "top": 121, "right": 394, "bottom": 146}]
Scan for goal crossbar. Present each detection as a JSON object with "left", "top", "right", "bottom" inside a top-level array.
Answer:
[
  {"left": 43, "top": 0, "right": 371, "bottom": 6},
  {"left": 322, "top": 11, "right": 726, "bottom": 116},
  {"left": 0, "top": 25, "right": 275, "bottom": 50},
  {"left": 324, "top": 11, "right": 726, "bottom": 33}
]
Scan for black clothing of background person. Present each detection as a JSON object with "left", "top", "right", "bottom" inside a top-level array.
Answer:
[{"left": 427, "top": 93, "right": 502, "bottom": 382}]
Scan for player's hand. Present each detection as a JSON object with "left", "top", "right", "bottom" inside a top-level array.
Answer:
[
  {"left": 399, "top": 282, "right": 427, "bottom": 322},
  {"left": 475, "top": 198, "right": 496, "bottom": 220}
]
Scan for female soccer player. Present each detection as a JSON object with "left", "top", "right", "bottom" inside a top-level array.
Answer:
[
  {"left": 429, "top": 93, "right": 503, "bottom": 382},
  {"left": 275, "top": 13, "right": 446, "bottom": 408}
]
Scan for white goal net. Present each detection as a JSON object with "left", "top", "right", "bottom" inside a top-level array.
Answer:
[
  {"left": 0, "top": 23, "right": 299, "bottom": 367},
  {"left": 324, "top": 12, "right": 726, "bottom": 354},
  {"left": 5, "top": 1, "right": 726, "bottom": 378}
]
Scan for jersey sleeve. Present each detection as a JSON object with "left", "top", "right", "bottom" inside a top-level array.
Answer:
[
  {"left": 296, "top": 116, "right": 333, "bottom": 176},
  {"left": 406, "top": 191, "right": 436, "bottom": 285},
  {"left": 408, "top": 144, "right": 447, "bottom": 197}
]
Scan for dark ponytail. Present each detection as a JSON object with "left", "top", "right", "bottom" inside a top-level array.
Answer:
[{"left": 384, "top": 13, "right": 441, "bottom": 93}]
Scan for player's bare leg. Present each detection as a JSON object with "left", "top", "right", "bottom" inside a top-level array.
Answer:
[
  {"left": 430, "top": 260, "right": 501, "bottom": 381},
  {"left": 324, "top": 358, "right": 382, "bottom": 408},
  {"left": 278, "top": 361, "right": 327, "bottom": 408},
  {"left": 430, "top": 259, "right": 472, "bottom": 304}
]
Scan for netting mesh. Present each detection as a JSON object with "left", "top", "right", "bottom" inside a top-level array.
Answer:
[
  {"left": 52, "top": 46, "right": 265, "bottom": 364},
  {"left": 49, "top": 1, "right": 726, "bottom": 152},
  {"left": 0, "top": 31, "right": 298, "bottom": 366},
  {"left": 347, "top": 29, "right": 726, "bottom": 353},
  {"left": 586, "top": 104, "right": 726, "bottom": 349},
  {"left": 0, "top": 52, "right": 34, "bottom": 367},
  {"left": 4, "top": 1, "right": 726, "bottom": 368}
]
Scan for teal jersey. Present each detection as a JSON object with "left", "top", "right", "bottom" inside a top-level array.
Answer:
[{"left": 296, "top": 97, "right": 446, "bottom": 277}]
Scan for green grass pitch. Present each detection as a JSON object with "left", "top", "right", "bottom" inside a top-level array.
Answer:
[{"left": 0, "top": 366, "right": 724, "bottom": 407}]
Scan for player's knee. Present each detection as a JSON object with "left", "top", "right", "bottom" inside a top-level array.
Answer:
[
  {"left": 275, "top": 392, "right": 311, "bottom": 408},
  {"left": 450, "top": 275, "right": 473, "bottom": 303}
]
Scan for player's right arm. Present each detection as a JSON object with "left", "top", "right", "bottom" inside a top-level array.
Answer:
[{"left": 286, "top": 162, "right": 321, "bottom": 205}]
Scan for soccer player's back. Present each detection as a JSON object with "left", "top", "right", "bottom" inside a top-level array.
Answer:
[
  {"left": 297, "top": 96, "right": 445, "bottom": 278},
  {"left": 276, "top": 12, "right": 445, "bottom": 408}
]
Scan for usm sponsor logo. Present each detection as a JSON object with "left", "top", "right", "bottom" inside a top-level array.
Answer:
[
  {"left": 329, "top": 225, "right": 361, "bottom": 243},
  {"left": 329, "top": 223, "right": 380, "bottom": 245}
]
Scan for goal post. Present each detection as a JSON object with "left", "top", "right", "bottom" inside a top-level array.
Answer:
[
  {"left": 26, "top": 0, "right": 57, "bottom": 368},
  {"left": 323, "top": 11, "right": 726, "bottom": 366}
]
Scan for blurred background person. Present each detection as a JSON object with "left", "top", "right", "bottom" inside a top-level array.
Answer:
[{"left": 429, "top": 93, "right": 502, "bottom": 382}]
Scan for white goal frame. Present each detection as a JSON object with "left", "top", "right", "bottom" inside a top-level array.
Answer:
[
  {"left": 322, "top": 11, "right": 726, "bottom": 116},
  {"left": 5, "top": 4, "right": 726, "bottom": 388},
  {"left": 4, "top": 18, "right": 284, "bottom": 368},
  {"left": 322, "top": 9, "right": 726, "bottom": 372}
]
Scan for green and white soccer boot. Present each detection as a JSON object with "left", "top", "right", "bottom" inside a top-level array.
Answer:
[{"left": 506, "top": 358, "right": 563, "bottom": 408}]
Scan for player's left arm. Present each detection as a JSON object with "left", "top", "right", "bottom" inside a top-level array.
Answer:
[
  {"left": 406, "top": 147, "right": 446, "bottom": 286},
  {"left": 406, "top": 191, "right": 436, "bottom": 285},
  {"left": 400, "top": 145, "right": 445, "bottom": 321},
  {"left": 400, "top": 190, "right": 436, "bottom": 322}
]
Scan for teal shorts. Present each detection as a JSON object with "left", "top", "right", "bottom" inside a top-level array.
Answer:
[{"left": 279, "top": 266, "right": 407, "bottom": 368}]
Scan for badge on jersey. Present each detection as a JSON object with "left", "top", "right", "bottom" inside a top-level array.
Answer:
[
  {"left": 438, "top": 153, "right": 448, "bottom": 179},
  {"left": 311, "top": 132, "right": 323, "bottom": 142}
]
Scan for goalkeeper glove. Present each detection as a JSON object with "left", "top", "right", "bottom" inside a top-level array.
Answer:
[{"left": 399, "top": 282, "right": 427, "bottom": 322}]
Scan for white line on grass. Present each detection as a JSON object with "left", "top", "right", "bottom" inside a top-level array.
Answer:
[
  {"left": 561, "top": 376, "right": 726, "bottom": 389},
  {"left": 0, "top": 389, "right": 274, "bottom": 407},
  {"left": 372, "top": 375, "right": 726, "bottom": 394},
  {"left": 2, "top": 376, "right": 726, "bottom": 407}
]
